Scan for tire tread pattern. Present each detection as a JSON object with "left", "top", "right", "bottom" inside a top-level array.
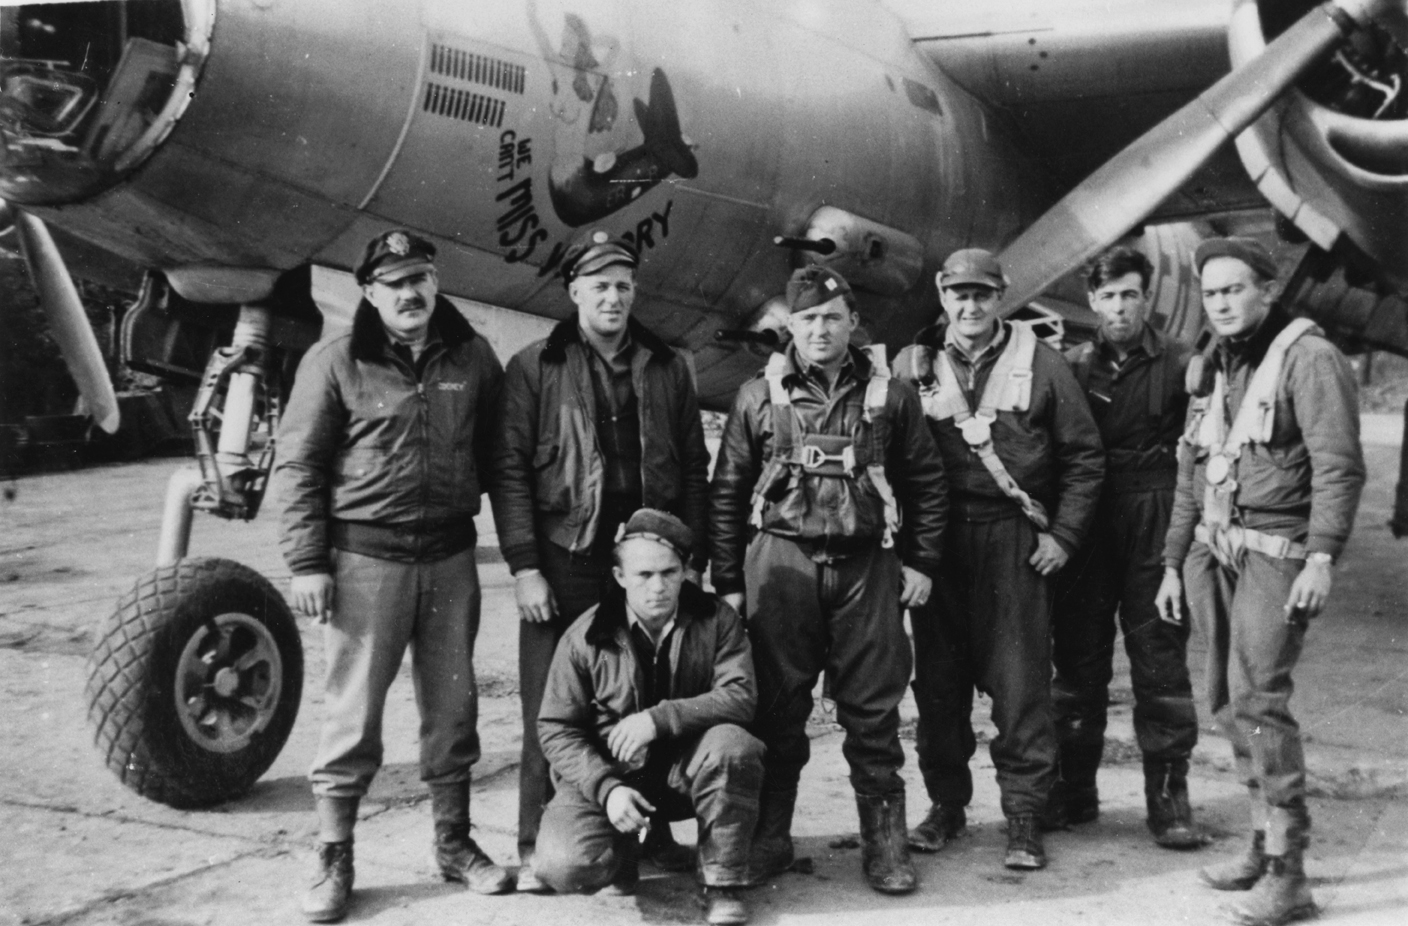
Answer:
[{"left": 85, "top": 558, "right": 302, "bottom": 808}]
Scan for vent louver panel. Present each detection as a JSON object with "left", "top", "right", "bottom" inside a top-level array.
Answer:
[
  {"left": 422, "top": 82, "right": 506, "bottom": 127},
  {"left": 429, "top": 44, "right": 525, "bottom": 94}
]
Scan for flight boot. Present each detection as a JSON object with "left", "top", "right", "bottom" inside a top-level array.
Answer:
[
  {"left": 302, "top": 796, "right": 358, "bottom": 922},
  {"left": 643, "top": 815, "right": 696, "bottom": 872},
  {"left": 702, "top": 886, "right": 750, "bottom": 925},
  {"left": 1004, "top": 814, "right": 1047, "bottom": 870},
  {"left": 856, "top": 792, "right": 917, "bottom": 895},
  {"left": 1201, "top": 799, "right": 1270, "bottom": 891},
  {"left": 908, "top": 802, "right": 968, "bottom": 852},
  {"left": 604, "top": 832, "right": 641, "bottom": 896},
  {"left": 429, "top": 781, "right": 514, "bottom": 894},
  {"left": 1145, "top": 757, "right": 1204, "bottom": 849},
  {"left": 748, "top": 788, "right": 797, "bottom": 883},
  {"left": 1042, "top": 741, "right": 1103, "bottom": 830},
  {"left": 1226, "top": 804, "right": 1316, "bottom": 926}
]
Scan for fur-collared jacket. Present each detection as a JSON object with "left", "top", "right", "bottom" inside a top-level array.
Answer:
[
  {"left": 537, "top": 583, "right": 755, "bottom": 807},
  {"left": 276, "top": 297, "right": 502, "bottom": 573},
  {"left": 491, "top": 317, "right": 711, "bottom": 572}
]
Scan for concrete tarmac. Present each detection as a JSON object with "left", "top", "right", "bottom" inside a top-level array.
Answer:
[{"left": 1, "top": 421, "right": 1405, "bottom": 926}]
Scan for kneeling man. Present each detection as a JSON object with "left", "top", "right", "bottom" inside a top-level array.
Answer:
[{"left": 535, "top": 509, "right": 761, "bottom": 925}]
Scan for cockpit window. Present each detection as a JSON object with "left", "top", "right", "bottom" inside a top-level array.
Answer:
[{"left": 0, "top": 1, "right": 211, "bottom": 204}]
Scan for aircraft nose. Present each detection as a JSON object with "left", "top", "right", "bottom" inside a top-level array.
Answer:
[{"left": 0, "top": 0, "right": 211, "bottom": 205}]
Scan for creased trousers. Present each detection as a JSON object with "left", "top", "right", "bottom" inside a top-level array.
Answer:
[{"left": 310, "top": 547, "right": 481, "bottom": 798}]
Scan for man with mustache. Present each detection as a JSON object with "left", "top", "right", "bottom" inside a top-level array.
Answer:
[
  {"left": 277, "top": 230, "right": 512, "bottom": 921},
  {"left": 492, "top": 230, "right": 712, "bottom": 890}
]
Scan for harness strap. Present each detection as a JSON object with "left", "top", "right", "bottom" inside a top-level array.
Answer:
[
  {"left": 931, "top": 326, "right": 1050, "bottom": 529},
  {"left": 1194, "top": 522, "right": 1307, "bottom": 572},
  {"left": 1198, "top": 318, "right": 1318, "bottom": 529},
  {"left": 978, "top": 323, "right": 1036, "bottom": 419},
  {"left": 861, "top": 343, "right": 898, "bottom": 548},
  {"left": 749, "top": 347, "right": 899, "bottom": 547}
]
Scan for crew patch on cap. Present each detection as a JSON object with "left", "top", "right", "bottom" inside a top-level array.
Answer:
[
  {"left": 561, "top": 231, "right": 639, "bottom": 286},
  {"left": 356, "top": 229, "right": 437, "bottom": 285},
  {"left": 785, "top": 265, "right": 854, "bottom": 314}
]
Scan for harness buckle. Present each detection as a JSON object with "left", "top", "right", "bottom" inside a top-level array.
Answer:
[
  {"left": 1206, "top": 455, "right": 1232, "bottom": 485},
  {"left": 958, "top": 415, "right": 994, "bottom": 447},
  {"left": 799, "top": 444, "right": 848, "bottom": 470}
]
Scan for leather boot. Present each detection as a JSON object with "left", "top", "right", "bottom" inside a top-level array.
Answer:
[
  {"left": 604, "top": 832, "right": 641, "bottom": 896},
  {"left": 1201, "top": 799, "right": 1269, "bottom": 891},
  {"left": 748, "top": 789, "right": 797, "bottom": 883},
  {"left": 1145, "top": 757, "right": 1204, "bottom": 849},
  {"left": 1043, "top": 739, "right": 1103, "bottom": 830},
  {"left": 1004, "top": 814, "right": 1047, "bottom": 870},
  {"left": 303, "top": 841, "right": 355, "bottom": 923},
  {"left": 302, "top": 796, "right": 358, "bottom": 922},
  {"left": 1227, "top": 805, "right": 1316, "bottom": 925},
  {"left": 908, "top": 802, "right": 968, "bottom": 852},
  {"left": 1041, "top": 779, "right": 1099, "bottom": 831},
  {"left": 856, "top": 792, "right": 917, "bottom": 895},
  {"left": 644, "top": 816, "right": 696, "bottom": 872},
  {"left": 429, "top": 781, "right": 513, "bottom": 894},
  {"left": 515, "top": 848, "right": 550, "bottom": 894},
  {"left": 703, "top": 885, "right": 750, "bottom": 925}
]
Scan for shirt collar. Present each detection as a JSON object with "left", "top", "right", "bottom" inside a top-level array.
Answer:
[
  {"left": 944, "top": 319, "right": 1008, "bottom": 365},
  {"left": 582, "top": 328, "right": 634, "bottom": 369},
  {"left": 627, "top": 605, "right": 677, "bottom": 653}
]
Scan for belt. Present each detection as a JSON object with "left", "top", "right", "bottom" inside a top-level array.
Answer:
[{"left": 1194, "top": 523, "right": 1306, "bottom": 561}]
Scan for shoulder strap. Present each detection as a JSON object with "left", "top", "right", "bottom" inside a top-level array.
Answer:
[
  {"left": 764, "top": 351, "right": 790, "bottom": 408},
  {"left": 862, "top": 344, "right": 889, "bottom": 423},
  {"left": 928, "top": 351, "right": 973, "bottom": 422},
  {"left": 977, "top": 323, "right": 1036, "bottom": 417},
  {"left": 1225, "top": 317, "right": 1318, "bottom": 449}
]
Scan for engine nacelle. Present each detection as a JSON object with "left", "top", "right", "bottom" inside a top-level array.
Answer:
[{"left": 1231, "top": 0, "right": 1408, "bottom": 291}]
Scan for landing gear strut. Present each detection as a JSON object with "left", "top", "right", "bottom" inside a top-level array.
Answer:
[{"left": 86, "top": 304, "right": 304, "bottom": 807}]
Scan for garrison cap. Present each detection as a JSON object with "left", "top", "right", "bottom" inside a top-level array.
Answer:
[
  {"left": 939, "top": 248, "right": 1007, "bottom": 290},
  {"left": 356, "top": 229, "right": 437, "bottom": 286},
  {"left": 614, "top": 508, "right": 694, "bottom": 562},
  {"left": 1194, "top": 236, "right": 1278, "bottom": 281},
  {"left": 562, "top": 229, "right": 639, "bottom": 286},
  {"left": 785, "top": 265, "right": 854, "bottom": 313}
]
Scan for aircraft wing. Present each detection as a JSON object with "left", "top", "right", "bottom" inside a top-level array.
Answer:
[{"left": 890, "top": 0, "right": 1266, "bottom": 221}]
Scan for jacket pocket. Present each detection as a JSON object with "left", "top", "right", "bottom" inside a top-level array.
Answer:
[
  {"left": 532, "top": 441, "right": 570, "bottom": 512},
  {"left": 331, "top": 446, "right": 397, "bottom": 519}
]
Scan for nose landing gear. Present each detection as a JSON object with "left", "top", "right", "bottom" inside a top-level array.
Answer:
[{"left": 85, "top": 303, "right": 304, "bottom": 808}]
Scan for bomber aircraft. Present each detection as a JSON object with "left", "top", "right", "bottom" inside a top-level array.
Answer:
[{"left": 2, "top": 0, "right": 1407, "bottom": 806}]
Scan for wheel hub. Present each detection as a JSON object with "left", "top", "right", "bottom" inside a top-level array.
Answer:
[{"left": 175, "top": 612, "right": 284, "bottom": 753}]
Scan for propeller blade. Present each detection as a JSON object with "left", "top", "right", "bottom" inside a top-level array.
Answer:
[
  {"left": 997, "top": 0, "right": 1378, "bottom": 312},
  {"left": 13, "top": 211, "right": 120, "bottom": 434}
]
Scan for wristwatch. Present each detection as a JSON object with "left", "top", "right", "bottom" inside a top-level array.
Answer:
[{"left": 1306, "top": 552, "right": 1333, "bottom": 567}]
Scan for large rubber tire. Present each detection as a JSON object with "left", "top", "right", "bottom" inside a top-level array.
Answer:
[{"left": 86, "top": 557, "right": 304, "bottom": 808}]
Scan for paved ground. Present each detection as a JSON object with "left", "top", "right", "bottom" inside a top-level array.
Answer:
[{"left": 1, "top": 421, "right": 1405, "bottom": 925}]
